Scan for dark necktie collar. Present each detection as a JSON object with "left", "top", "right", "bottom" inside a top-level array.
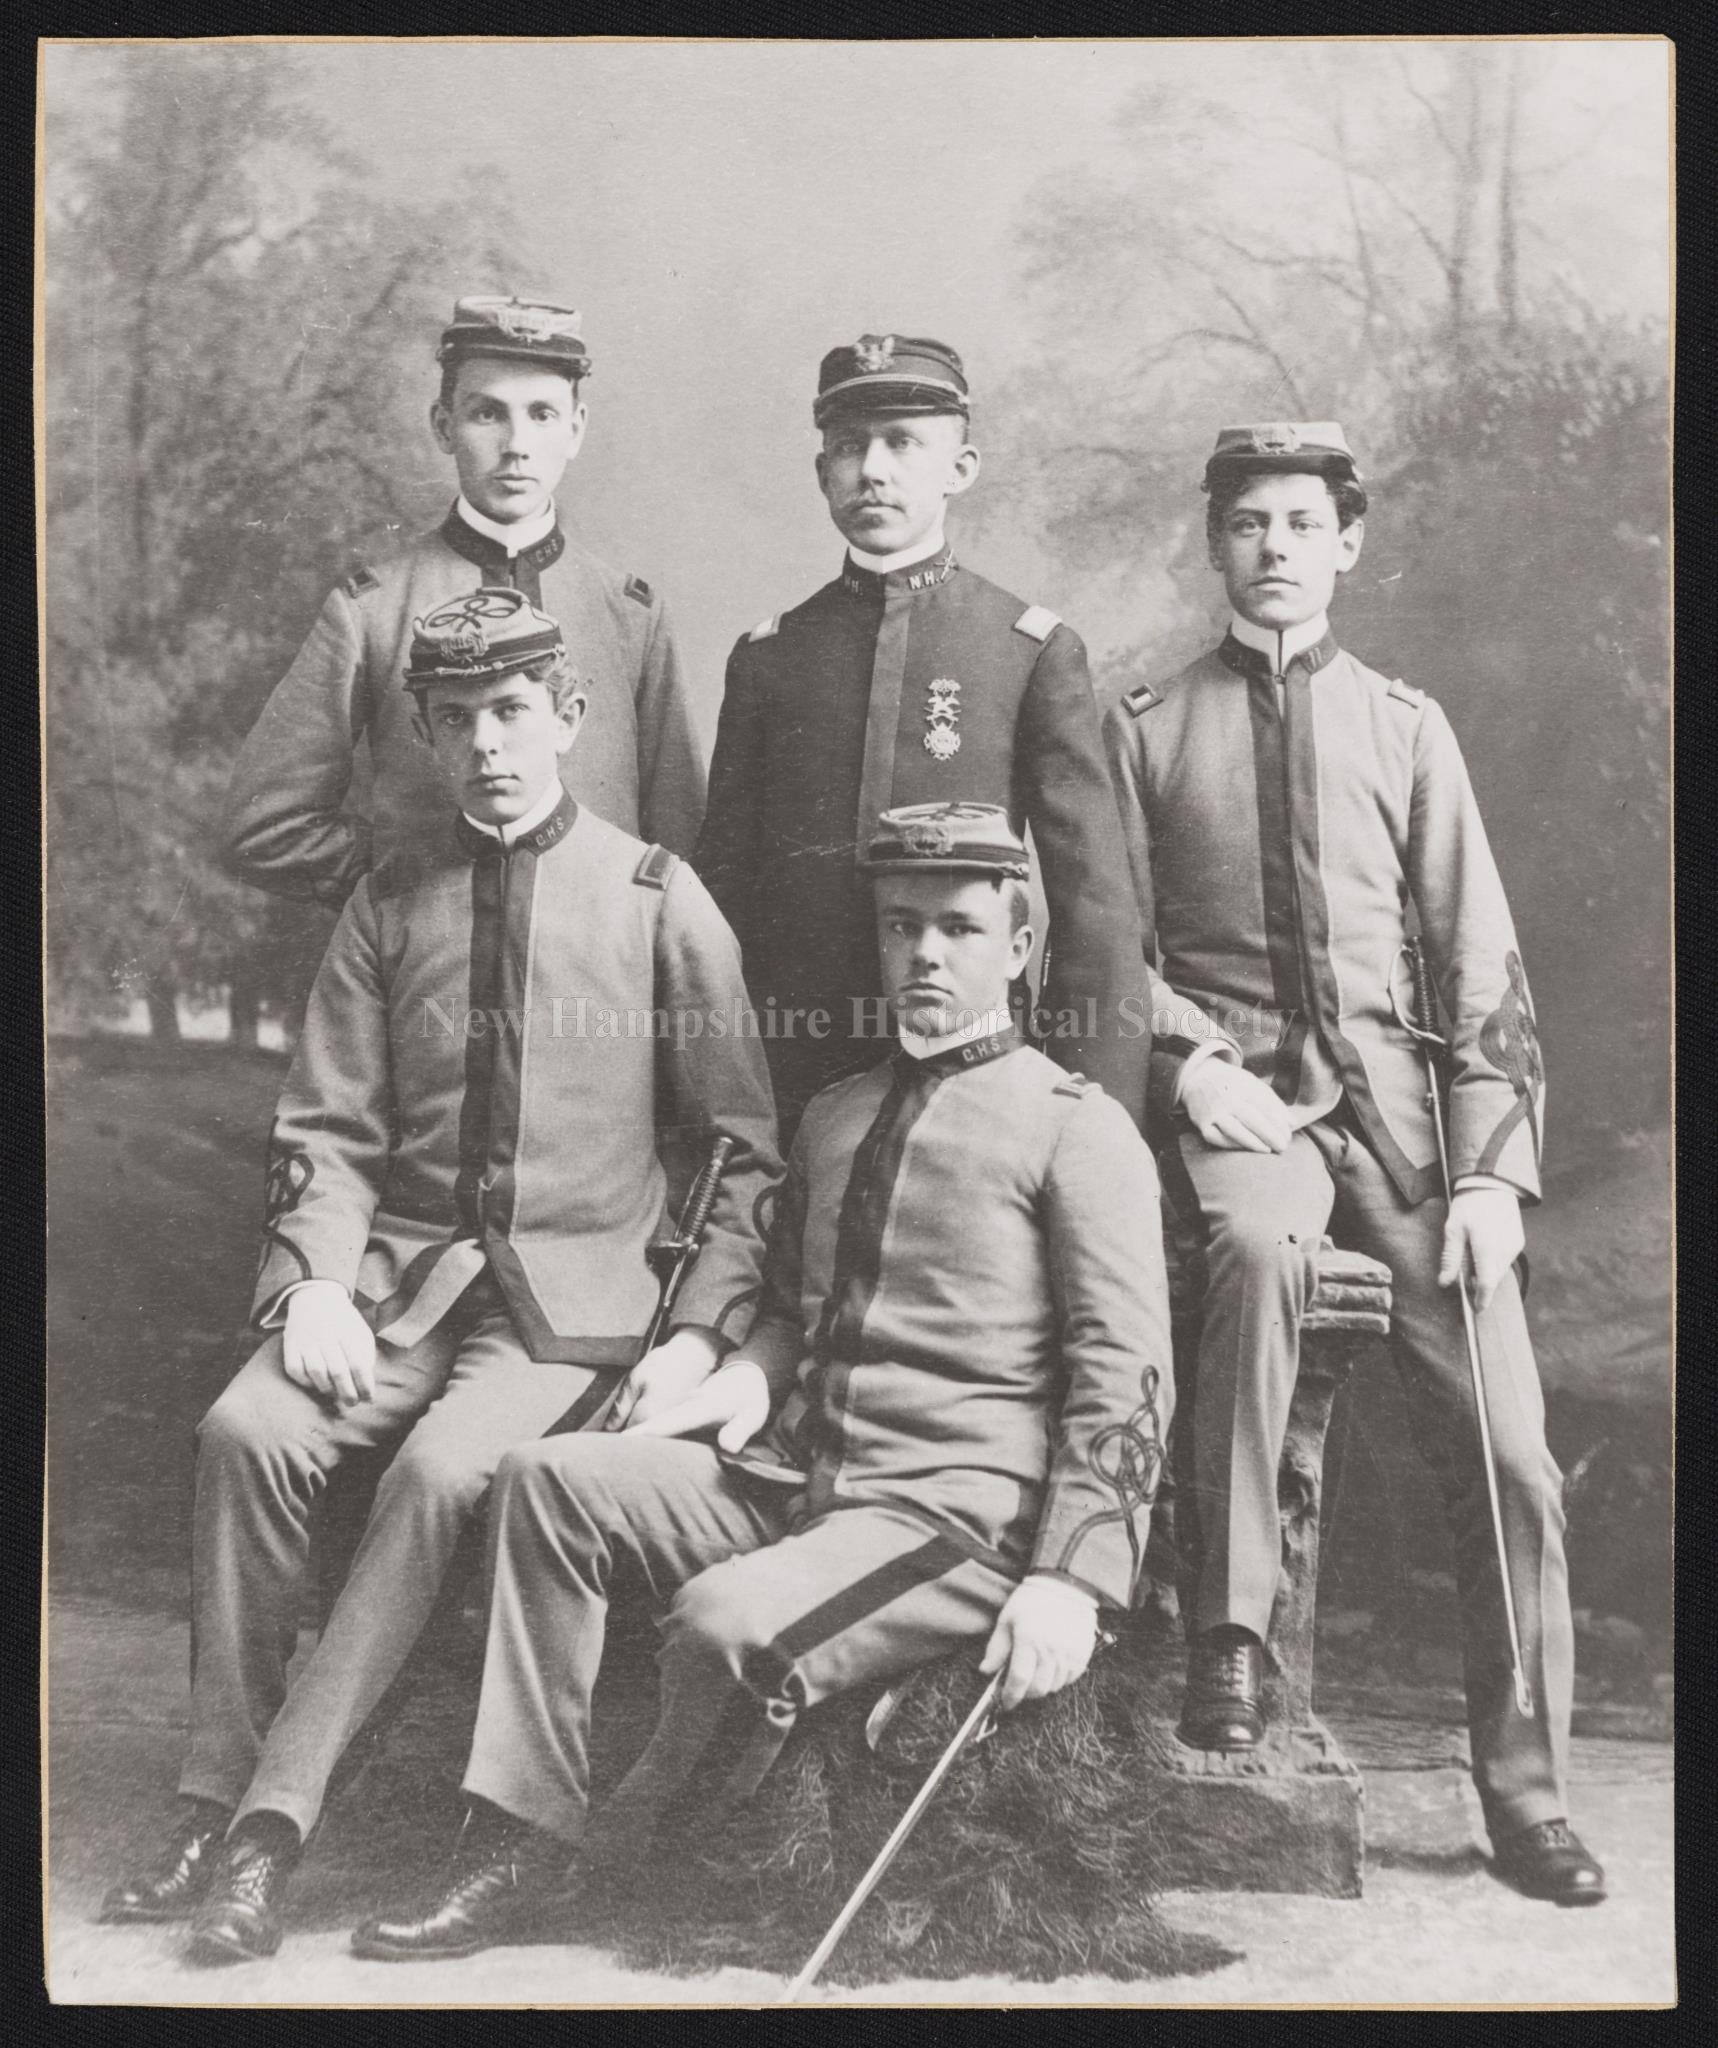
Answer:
[
  {"left": 840, "top": 544, "right": 958, "bottom": 601},
  {"left": 1217, "top": 625, "right": 1340, "bottom": 681},
  {"left": 454, "top": 789, "right": 577, "bottom": 863},
  {"left": 894, "top": 1021, "right": 1021, "bottom": 1080},
  {"left": 440, "top": 503, "right": 567, "bottom": 583}
]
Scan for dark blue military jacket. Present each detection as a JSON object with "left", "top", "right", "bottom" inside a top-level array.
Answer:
[{"left": 693, "top": 548, "right": 1156, "bottom": 1131}]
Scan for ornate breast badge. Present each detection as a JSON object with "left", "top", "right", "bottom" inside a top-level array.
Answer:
[{"left": 923, "top": 677, "right": 961, "bottom": 760}]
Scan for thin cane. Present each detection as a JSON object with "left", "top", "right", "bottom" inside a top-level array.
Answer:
[{"left": 1395, "top": 942, "right": 1534, "bottom": 1718}]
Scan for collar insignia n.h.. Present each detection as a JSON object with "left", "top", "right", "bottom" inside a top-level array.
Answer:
[{"left": 923, "top": 676, "right": 962, "bottom": 760}]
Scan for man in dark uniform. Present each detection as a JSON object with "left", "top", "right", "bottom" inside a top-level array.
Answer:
[
  {"left": 222, "top": 295, "right": 706, "bottom": 908},
  {"left": 1103, "top": 422, "right": 1603, "bottom": 1906},
  {"left": 346, "top": 803, "right": 1174, "bottom": 1961},
  {"left": 693, "top": 334, "right": 1186, "bottom": 1138}
]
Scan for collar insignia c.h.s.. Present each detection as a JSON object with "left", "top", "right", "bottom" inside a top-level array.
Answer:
[
  {"left": 1250, "top": 422, "right": 1302, "bottom": 455},
  {"left": 923, "top": 677, "right": 961, "bottom": 760},
  {"left": 853, "top": 334, "right": 897, "bottom": 373}
]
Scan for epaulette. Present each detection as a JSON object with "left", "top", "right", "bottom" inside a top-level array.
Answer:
[
  {"left": 1052, "top": 1070, "right": 1095, "bottom": 1097},
  {"left": 747, "top": 614, "right": 781, "bottom": 643},
  {"left": 1013, "top": 604, "right": 1061, "bottom": 643},
  {"left": 1121, "top": 681, "right": 1162, "bottom": 718},
  {"left": 344, "top": 565, "right": 380, "bottom": 599},
  {"left": 1386, "top": 677, "right": 1426, "bottom": 709},
  {"left": 632, "top": 843, "right": 679, "bottom": 890},
  {"left": 624, "top": 574, "right": 654, "bottom": 607}
]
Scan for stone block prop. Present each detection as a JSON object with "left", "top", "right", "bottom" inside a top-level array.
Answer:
[{"left": 1147, "top": 1230, "right": 1394, "bottom": 1897}]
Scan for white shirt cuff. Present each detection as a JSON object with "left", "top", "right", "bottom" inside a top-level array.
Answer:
[
  {"left": 1452, "top": 1175, "right": 1519, "bottom": 1198},
  {"left": 260, "top": 1277, "right": 349, "bottom": 1329}
]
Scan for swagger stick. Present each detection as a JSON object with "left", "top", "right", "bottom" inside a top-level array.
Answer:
[
  {"left": 777, "top": 1670, "right": 1005, "bottom": 2004},
  {"left": 590, "top": 1134, "right": 736, "bottom": 1433},
  {"left": 1396, "top": 939, "right": 1534, "bottom": 1718}
]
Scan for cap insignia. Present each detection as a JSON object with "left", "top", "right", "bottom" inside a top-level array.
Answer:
[
  {"left": 853, "top": 334, "right": 897, "bottom": 373},
  {"left": 899, "top": 813, "right": 955, "bottom": 857},
  {"left": 493, "top": 300, "right": 567, "bottom": 344},
  {"left": 1250, "top": 422, "right": 1302, "bottom": 455},
  {"left": 413, "top": 588, "right": 525, "bottom": 663}
]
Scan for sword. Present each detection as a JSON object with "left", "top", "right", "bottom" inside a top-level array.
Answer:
[
  {"left": 777, "top": 1669, "right": 1005, "bottom": 2003},
  {"left": 595, "top": 1134, "right": 736, "bottom": 1433},
  {"left": 1394, "top": 939, "right": 1534, "bottom": 1719}
]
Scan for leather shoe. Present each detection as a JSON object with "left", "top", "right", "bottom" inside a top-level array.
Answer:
[
  {"left": 185, "top": 1818, "right": 302, "bottom": 1964},
  {"left": 100, "top": 1801, "right": 233, "bottom": 1923},
  {"left": 1179, "top": 1626, "right": 1266, "bottom": 1751},
  {"left": 351, "top": 1814, "right": 573, "bottom": 1961},
  {"left": 1492, "top": 1819, "right": 1607, "bottom": 1905}
]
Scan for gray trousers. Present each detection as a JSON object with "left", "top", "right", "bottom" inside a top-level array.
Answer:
[
  {"left": 179, "top": 1278, "right": 595, "bottom": 1838},
  {"left": 462, "top": 1433, "right": 1016, "bottom": 1850},
  {"left": 1165, "top": 1112, "right": 1573, "bottom": 1839}
]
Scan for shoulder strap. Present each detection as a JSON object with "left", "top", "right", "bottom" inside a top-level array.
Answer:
[
  {"left": 624, "top": 573, "right": 654, "bottom": 607},
  {"left": 632, "top": 843, "right": 679, "bottom": 891},
  {"left": 1386, "top": 677, "right": 1426, "bottom": 709},
  {"left": 1013, "top": 604, "right": 1062, "bottom": 643},
  {"left": 1121, "top": 681, "right": 1162, "bottom": 717},
  {"left": 747, "top": 614, "right": 781, "bottom": 643}
]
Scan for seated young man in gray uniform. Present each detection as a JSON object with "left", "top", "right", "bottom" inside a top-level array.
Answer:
[
  {"left": 1102, "top": 421, "right": 1602, "bottom": 1907},
  {"left": 102, "top": 589, "right": 779, "bottom": 1964},
  {"left": 351, "top": 800, "right": 1176, "bottom": 1961}
]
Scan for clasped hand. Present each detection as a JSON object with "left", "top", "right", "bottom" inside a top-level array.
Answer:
[
  {"left": 281, "top": 1281, "right": 376, "bottom": 1408},
  {"left": 620, "top": 1357, "right": 773, "bottom": 1452},
  {"left": 605, "top": 1327, "right": 725, "bottom": 1431},
  {"left": 979, "top": 1575, "right": 1101, "bottom": 1711},
  {"left": 1180, "top": 1057, "right": 1293, "bottom": 1154},
  {"left": 1438, "top": 1185, "right": 1524, "bottom": 1312}
]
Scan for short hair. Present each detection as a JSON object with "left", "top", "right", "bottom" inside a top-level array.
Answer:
[
  {"left": 436, "top": 354, "right": 584, "bottom": 411},
  {"left": 1205, "top": 469, "right": 1369, "bottom": 550},
  {"left": 998, "top": 876, "right": 1030, "bottom": 932},
  {"left": 413, "top": 650, "right": 585, "bottom": 720}
]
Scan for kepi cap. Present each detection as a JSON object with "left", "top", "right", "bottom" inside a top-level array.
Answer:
[
  {"left": 1203, "top": 421, "right": 1362, "bottom": 490},
  {"left": 814, "top": 334, "right": 970, "bottom": 428},
  {"left": 405, "top": 587, "right": 566, "bottom": 694},
  {"left": 863, "top": 802, "right": 1030, "bottom": 879},
  {"left": 437, "top": 295, "right": 591, "bottom": 380}
]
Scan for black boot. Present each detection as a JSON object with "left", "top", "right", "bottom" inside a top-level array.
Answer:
[
  {"left": 100, "top": 1799, "right": 234, "bottom": 1924},
  {"left": 1492, "top": 1819, "right": 1608, "bottom": 1905},
  {"left": 1179, "top": 1624, "right": 1266, "bottom": 1751},
  {"left": 350, "top": 1803, "right": 574, "bottom": 1961},
  {"left": 185, "top": 1811, "right": 302, "bottom": 1964}
]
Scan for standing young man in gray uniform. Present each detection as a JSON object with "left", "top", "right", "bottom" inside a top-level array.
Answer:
[
  {"left": 348, "top": 802, "right": 1175, "bottom": 1961},
  {"left": 692, "top": 335, "right": 1184, "bottom": 1140},
  {"left": 222, "top": 295, "right": 706, "bottom": 907},
  {"left": 1103, "top": 422, "right": 1602, "bottom": 1906}
]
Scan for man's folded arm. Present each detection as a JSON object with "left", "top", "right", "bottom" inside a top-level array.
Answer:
[
  {"left": 250, "top": 882, "right": 394, "bottom": 1321},
  {"left": 221, "top": 587, "right": 374, "bottom": 906},
  {"left": 1029, "top": 1090, "right": 1176, "bottom": 1608}
]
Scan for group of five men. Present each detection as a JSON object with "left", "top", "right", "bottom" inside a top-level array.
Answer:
[{"left": 99, "top": 293, "right": 1603, "bottom": 1969}]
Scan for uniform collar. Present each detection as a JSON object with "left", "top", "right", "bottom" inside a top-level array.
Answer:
[
  {"left": 840, "top": 539, "right": 958, "bottom": 600},
  {"left": 456, "top": 494, "right": 558, "bottom": 554},
  {"left": 1219, "top": 609, "right": 1339, "bottom": 679},
  {"left": 455, "top": 783, "right": 576, "bottom": 859},
  {"left": 441, "top": 500, "right": 567, "bottom": 578},
  {"left": 895, "top": 1014, "right": 1021, "bottom": 1078}
]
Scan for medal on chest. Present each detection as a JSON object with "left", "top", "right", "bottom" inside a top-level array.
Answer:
[{"left": 923, "top": 677, "right": 961, "bottom": 760}]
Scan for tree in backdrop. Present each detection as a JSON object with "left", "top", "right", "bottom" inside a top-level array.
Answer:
[
  {"left": 45, "top": 45, "right": 537, "bottom": 1041},
  {"left": 974, "top": 41, "right": 1669, "bottom": 1151}
]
